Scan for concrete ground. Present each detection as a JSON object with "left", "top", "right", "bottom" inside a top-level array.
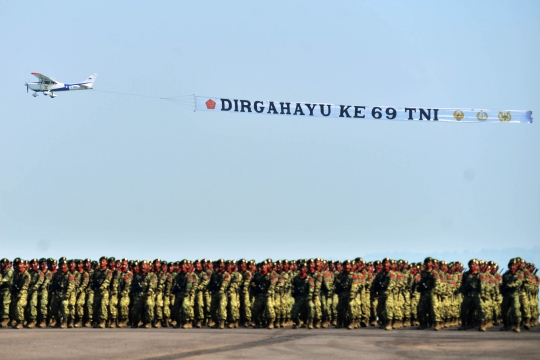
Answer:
[{"left": 0, "top": 326, "right": 538, "bottom": 360}]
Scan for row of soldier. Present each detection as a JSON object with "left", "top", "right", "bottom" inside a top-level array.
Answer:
[{"left": 0, "top": 256, "right": 537, "bottom": 332}]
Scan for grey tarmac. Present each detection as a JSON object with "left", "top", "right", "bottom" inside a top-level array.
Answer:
[{"left": 0, "top": 326, "right": 538, "bottom": 360}]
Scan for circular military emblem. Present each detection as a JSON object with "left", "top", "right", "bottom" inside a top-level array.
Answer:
[
  {"left": 476, "top": 110, "right": 488, "bottom": 121},
  {"left": 498, "top": 111, "right": 512, "bottom": 122},
  {"left": 453, "top": 110, "right": 465, "bottom": 121}
]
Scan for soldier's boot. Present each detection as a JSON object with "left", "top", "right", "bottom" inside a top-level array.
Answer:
[
  {"left": 523, "top": 319, "right": 531, "bottom": 330},
  {"left": 49, "top": 318, "right": 57, "bottom": 328},
  {"left": 207, "top": 319, "right": 215, "bottom": 328},
  {"left": 37, "top": 319, "right": 47, "bottom": 328},
  {"left": 9, "top": 319, "right": 16, "bottom": 327},
  {"left": 218, "top": 320, "right": 225, "bottom": 329},
  {"left": 360, "top": 318, "right": 368, "bottom": 328},
  {"left": 74, "top": 318, "right": 83, "bottom": 328},
  {"left": 162, "top": 318, "right": 169, "bottom": 328},
  {"left": 392, "top": 320, "right": 399, "bottom": 329},
  {"left": 142, "top": 322, "right": 151, "bottom": 329},
  {"left": 279, "top": 319, "right": 284, "bottom": 328},
  {"left": 182, "top": 322, "right": 191, "bottom": 329},
  {"left": 314, "top": 320, "right": 321, "bottom": 329},
  {"left": 153, "top": 320, "right": 161, "bottom": 328},
  {"left": 384, "top": 320, "right": 393, "bottom": 331},
  {"left": 26, "top": 319, "right": 36, "bottom": 329},
  {"left": 267, "top": 321, "right": 274, "bottom": 330},
  {"left": 194, "top": 320, "right": 202, "bottom": 328},
  {"left": 433, "top": 321, "right": 442, "bottom": 331},
  {"left": 512, "top": 324, "right": 521, "bottom": 333},
  {"left": 478, "top": 321, "right": 487, "bottom": 332},
  {"left": 370, "top": 319, "right": 378, "bottom": 327},
  {"left": 97, "top": 320, "right": 106, "bottom": 329},
  {"left": 67, "top": 319, "right": 74, "bottom": 328},
  {"left": 331, "top": 319, "right": 337, "bottom": 327},
  {"left": 347, "top": 320, "right": 355, "bottom": 330},
  {"left": 321, "top": 320, "right": 328, "bottom": 329},
  {"left": 307, "top": 320, "right": 313, "bottom": 329},
  {"left": 12, "top": 320, "right": 23, "bottom": 329},
  {"left": 417, "top": 322, "right": 427, "bottom": 330},
  {"left": 110, "top": 319, "right": 117, "bottom": 328},
  {"left": 83, "top": 320, "right": 92, "bottom": 328}
]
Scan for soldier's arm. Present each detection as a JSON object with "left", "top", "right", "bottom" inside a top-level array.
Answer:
[
  {"left": 267, "top": 273, "right": 278, "bottom": 296},
  {"left": 122, "top": 273, "right": 133, "bottom": 296},
  {"left": 79, "top": 272, "right": 90, "bottom": 293},
  {"left": 32, "top": 272, "right": 45, "bottom": 292},
  {"left": 219, "top": 273, "right": 230, "bottom": 293},
  {"left": 99, "top": 270, "right": 113, "bottom": 290},
  {"left": 242, "top": 271, "right": 252, "bottom": 293}
]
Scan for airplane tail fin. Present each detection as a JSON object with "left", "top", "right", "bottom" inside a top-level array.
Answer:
[{"left": 83, "top": 73, "right": 97, "bottom": 87}]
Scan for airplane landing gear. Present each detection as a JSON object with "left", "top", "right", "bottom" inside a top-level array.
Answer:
[
  {"left": 32, "top": 93, "right": 38, "bottom": 97},
  {"left": 50, "top": 93, "right": 57, "bottom": 98}
]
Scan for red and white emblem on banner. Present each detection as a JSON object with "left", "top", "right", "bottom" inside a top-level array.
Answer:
[{"left": 206, "top": 99, "right": 216, "bottom": 110}]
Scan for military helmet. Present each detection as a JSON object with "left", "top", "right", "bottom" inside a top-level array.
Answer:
[
  {"left": 99, "top": 256, "right": 107, "bottom": 261},
  {"left": 38, "top": 258, "right": 47, "bottom": 263}
]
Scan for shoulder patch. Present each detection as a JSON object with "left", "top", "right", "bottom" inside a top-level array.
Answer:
[{"left": 68, "top": 275, "right": 74, "bottom": 281}]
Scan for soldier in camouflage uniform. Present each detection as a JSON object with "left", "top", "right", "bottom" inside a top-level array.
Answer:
[
  {"left": 500, "top": 259, "right": 524, "bottom": 332},
  {"left": 66, "top": 259, "right": 81, "bottom": 328},
  {"left": 91, "top": 256, "right": 113, "bottom": 328},
  {"left": 203, "top": 259, "right": 214, "bottom": 327},
  {"left": 334, "top": 260, "right": 357, "bottom": 329},
  {"left": 10, "top": 259, "right": 30, "bottom": 329},
  {"left": 370, "top": 260, "right": 382, "bottom": 326},
  {"left": 0, "top": 259, "right": 14, "bottom": 328},
  {"left": 151, "top": 259, "right": 165, "bottom": 328},
  {"left": 251, "top": 260, "right": 277, "bottom": 329},
  {"left": 104, "top": 257, "right": 119, "bottom": 328},
  {"left": 36, "top": 258, "right": 52, "bottom": 328},
  {"left": 209, "top": 259, "right": 230, "bottom": 329},
  {"left": 172, "top": 260, "right": 197, "bottom": 328},
  {"left": 226, "top": 260, "right": 241, "bottom": 328},
  {"left": 49, "top": 259, "right": 76, "bottom": 329},
  {"left": 459, "top": 259, "right": 480, "bottom": 330},
  {"left": 237, "top": 259, "right": 252, "bottom": 327},
  {"left": 82, "top": 258, "right": 94, "bottom": 327},
  {"left": 117, "top": 258, "right": 133, "bottom": 327},
  {"left": 25, "top": 259, "right": 44, "bottom": 328},
  {"left": 73, "top": 259, "right": 89, "bottom": 328},
  {"left": 291, "top": 262, "right": 314, "bottom": 329},
  {"left": 131, "top": 260, "right": 157, "bottom": 328}
]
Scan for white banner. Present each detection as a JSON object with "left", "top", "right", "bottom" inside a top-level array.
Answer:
[{"left": 195, "top": 96, "right": 532, "bottom": 123}]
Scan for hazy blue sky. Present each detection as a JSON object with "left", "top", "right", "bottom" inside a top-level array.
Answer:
[{"left": 1, "top": 1, "right": 539, "bottom": 263}]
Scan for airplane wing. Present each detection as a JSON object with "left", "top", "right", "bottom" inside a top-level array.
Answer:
[{"left": 31, "top": 72, "right": 58, "bottom": 84}]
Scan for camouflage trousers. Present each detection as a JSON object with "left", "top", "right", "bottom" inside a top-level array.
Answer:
[
  {"left": 337, "top": 293, "right": 354, "bottom": 326},
  {"left": 370, "top": 295, "right": 379, "bottom": 323},
  {"left": 93, "top": 289, "right": 109, "bottom": 322},
  {"left": 0, "top": 289, "right": 11, "bottom": 320},
  {"left": 239, "top": 290, "right": 252, "bottom": 323},
  {"left": 174, "top": 292, "right": 194, "bottom": 323},
  {"left": 501, "top": 291, "right": 521, "bottom": 326},
  {"left": 410, "top": 292, "right": 420, "bottom": 322},
  {"left": 203, "top": 291, "right": 212, "bottom": 320},
  {"left": 154, "top": 292, "right": 163, "bottom": 321},
  {"left": 25, "top": 290, "right": 39, "bottom": 320},
  {"left": 402, "top": 291, "right": 411, "bottom": 321},
  {"left": 392, "top": 291, "right": 403, "bottom": 321},
  {"left": 321, "top": 292, "right": 334, "bottom": 322},
  {"left": 194, "top": 290, "right": 205, "bottom": 321},
  {"left": 460, "top": 295, "right": 477, "bottom": 327},
  {"left": 291, "top": 296, "right": 313, "bottom": 325},
  {"left": 377, "top": 293, "right": 394, "bottom": 323},
  {"left": 85, "top": 289, "right": 94, "bottom": 321},
  {"left": 67, "top": 289, "right": 77, "bottom": 322},
  {"left": 227, "top": 291, "right": 240, "bottom": 323},
  {"left": 332, "top": 293, "right": 338, "bottom": 321},
  {"left": 519, "top": 291, "right": 530, "bottom": 321},
  {"left": 273, "top": 291, "right": 287, "bottom": 321},
  {"left": 312, "top": 294, "right": 322, "bottom": 322},
  {"left": 38, "top": 289, "right": 49, "bottom": 321},
  {"left": 109, "top": 292, "right": 119, "bottom": 321},
  {"left": 50, "top": 292, "right": 69, "bottom": 323},
  {"left": 119, "top": 292, "right": 130, "bottom": 321},
  {"left": 251, "top": 294, "right": 275, "bottom": 325},
  {"left": 477, "top": 293, "right": 491, "bottom": 322},
  {"left": 131, "top": 292, "right": 154, "bottom": 325},
  {"left": 417, "top": 292, "right": 437, "bottom": 325},
  {"left": 163, "top": 292, "right": 171, "bottom": 320},
  {"left": 10, "top": 292, "right": 28, "bottom": 321},
  {"left": 75, "top": 291, "right": 86, "bottom": 320},
  {"left": 210, "top": 291, "right": 228, "bottom": 322}
]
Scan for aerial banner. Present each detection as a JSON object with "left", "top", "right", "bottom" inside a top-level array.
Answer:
[{"left": 194, "top": 96, "right": 533, "bottom": 123}]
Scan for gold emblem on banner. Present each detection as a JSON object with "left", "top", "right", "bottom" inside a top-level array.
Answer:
[
  {"left": 498, "top": 111, "right": 511, "bottom": 122},
  {"left": 476, "top": 110, "right": 488, "bottom": 121},
  {"left": 453, "top": 110, "right": 465, "bottom": 121}
]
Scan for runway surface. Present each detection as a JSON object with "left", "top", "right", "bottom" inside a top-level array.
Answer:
[{"left": 0, "top": 326, "right": 538, "bottom": 359}]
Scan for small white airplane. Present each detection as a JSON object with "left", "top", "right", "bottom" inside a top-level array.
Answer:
[{"left": 25, "top": 72, "right": 97, "bottom": 98}]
